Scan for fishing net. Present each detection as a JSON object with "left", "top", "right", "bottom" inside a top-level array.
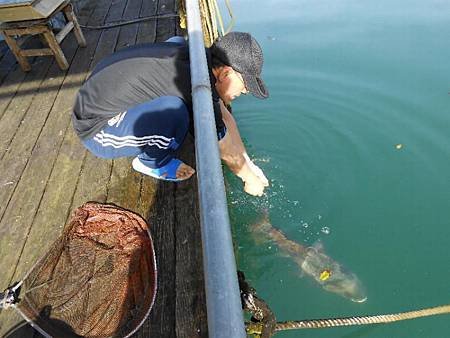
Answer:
[{"left": 5, "top": 202, "right": 157, "bottom": 338}]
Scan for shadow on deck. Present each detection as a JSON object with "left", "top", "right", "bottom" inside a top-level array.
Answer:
[{"left": 0, "top": 0, "right": 207, "bottom": 336}]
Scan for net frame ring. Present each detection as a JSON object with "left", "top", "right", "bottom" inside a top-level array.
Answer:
[{"left": 11, "top": 202, "right": 158, "bottom": 338}]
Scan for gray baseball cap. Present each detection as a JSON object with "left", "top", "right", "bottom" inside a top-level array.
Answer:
[{"left": 211, "top": 32, "right": 269, "bottom": 99}]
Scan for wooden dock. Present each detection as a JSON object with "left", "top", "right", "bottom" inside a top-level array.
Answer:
[{"left": 0, "top": 0, "right": 208, "bottom": 336}]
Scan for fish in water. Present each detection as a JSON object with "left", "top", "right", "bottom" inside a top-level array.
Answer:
[{"left": 252, "top": 213, "right": 367, "bottom": 303}]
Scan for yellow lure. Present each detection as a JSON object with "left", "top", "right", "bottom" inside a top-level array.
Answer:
[{"left": 319, "top": 269, "right": 331, "bottom": 281}]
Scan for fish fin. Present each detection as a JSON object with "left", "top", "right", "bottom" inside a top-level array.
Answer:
[
  {"left": 297, "top": 269, "right": 305, "bottom": 278},
  {"left": 311, "top": 240, "right": 326, "bottom": 253},
  {"left": 293, "top": 257, "right": 306, "bottom": 277}
]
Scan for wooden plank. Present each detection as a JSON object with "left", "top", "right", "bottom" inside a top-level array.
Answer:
[
  {"left": 0, "top": 0, "right": 96, "bottom": 191},
  {"left": 107, "top": 158, "right": 143, "bottom": 211},
  {"left": 0, "top": 49, "right": 20, "bottom": 86},
  {"left": 115, "top": 0, "right": 142, "bottom": 50},
  {"left": 132, "top": 0, "right": 160, "bottom": 220},
  {"left": 131, "top": 1, "right": 207, "bottom": 336},
  {"left": 0, "top": 38, "right": 51, "bottom": 120},
  {"left": 0, "top": 0, "right": 103, "bottom": 211},
  {"left": 134, "top": 180, "right": 177, "bottom": 338},
  {"left": 155, "top": 0, "right": 177, "bottom": 42},
  {"left": 132, "top": 0, "right": 160, "bottom": 210},
  {"left": 0, "top": 134, "right": 86, "bottom": 338},
  {"left": 68, "top": 0, "right": 128, "bottom": 208},
  {"left": 174, "top": 135, "right": 208, "bottom": 338},
  {"left": 0, "top": 0, "right": 112, "bottom": 336},
  {"left": 0, "top": 3, "right": 104, "bottom": 337},
  {"left": 136, "top": 175, "right": 158, "bottom": 219},
  {"left": 21, "top": 48, "right": 53, "bottom": 56},
  {"left": 105, "top": 0, "right": 127, "bottom": 23},
  {"left": 135, "top": 0, "right": 158, "bottom": 44},
  {"left": 0, "top": 41, "right": 9, "bottom": 62},
  {"left": 73, "top": 0, "right": 160, "bottom": 215},
  {"left": 0, "top": 57, "right": 55, "bottom": 161},
  {"left": 0, "top": 24, "right": 55, "bottom": 101},
  {"left": 105, "top": 0, "right": 146, "bottom": 212},
  {"left": 0, "top": 42, "right": 79, "bottom": 221},
  {"left": 0, "top": 60, "right": 27, "bottom": 117},
  {"left": 132, "top": 1, "right": 177, "bottom": 333},
  {"left": 134, "top": 138, "right": 206, "bottom": 338},
  {"left": 69, "top": 1, "right": 128, "bottom": 210},
  {"left": 9, "top": 129, "right": 85, "bottom": 283},
  {"left": 0, "top": 0, "right": 103, "bottom": 294},
  {"left": 10, "top": 0, "right": 112, "bottom": 283},
  {"left": 2, "top": 2, "right": 205, "bottom": 338},
  {"left": 2, "top": 25, "right": 47, "bottom": 35}
]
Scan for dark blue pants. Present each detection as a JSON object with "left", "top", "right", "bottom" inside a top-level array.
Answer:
[{"left": 83, "top": 96, "right": 189, "bottom": 168}]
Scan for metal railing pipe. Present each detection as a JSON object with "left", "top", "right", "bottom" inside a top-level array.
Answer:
[{"left": 185, "top": 0, "right": 246, "bottom": 337}]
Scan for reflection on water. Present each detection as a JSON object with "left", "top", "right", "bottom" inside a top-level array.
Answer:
[{"left": 226, "top": 0, "right": 450, "bottom": 337}]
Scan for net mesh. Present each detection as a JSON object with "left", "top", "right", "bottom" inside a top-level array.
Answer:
[{"left": 15, "top": 202, "right": 157, "bottom": 338}]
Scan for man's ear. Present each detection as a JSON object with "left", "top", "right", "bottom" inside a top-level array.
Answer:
[{"left": 217, "top": 66, "right": 234, "bottom": 82}]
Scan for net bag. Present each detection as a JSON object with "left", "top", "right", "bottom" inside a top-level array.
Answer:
[{"left": 9, "top": 202, "right": 157, "bottom": 338}]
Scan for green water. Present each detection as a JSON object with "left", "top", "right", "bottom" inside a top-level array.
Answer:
[{"left": 224, "top": 1, "right": 450, "bottom": 337}]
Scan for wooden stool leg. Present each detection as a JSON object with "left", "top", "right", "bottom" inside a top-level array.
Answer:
[
  {"left": 38, "top": 33, "right": 48, "bottom": 47},
  {"left": 2, "top": 32, "right": 31, "bottom": 72},
  {"left": 63, "top": 4, "right": 86, "bottom": 47},
  {"left": 42, "top": 28, "right": 69, "bottom": 70}
]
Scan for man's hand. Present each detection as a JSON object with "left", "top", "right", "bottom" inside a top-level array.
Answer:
[
  {"left": 243, "top": 153, "right": 269, "bottom": 186},
  {"left": 243, "top": 173, "right": 268, "bottom": 197},
  {"left": 236, "top": 158, "right": 269, "bottom": 197}
]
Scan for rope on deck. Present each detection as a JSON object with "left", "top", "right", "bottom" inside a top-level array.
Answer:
[
  {"left": 74, "top": 0, "right": 234, "bottom": 46},
  {"left": 178, "top": 0, "right": 234, "bottom": 47},
  {"left": 78, "top": 13, "right": 179, "bottom": 29}
]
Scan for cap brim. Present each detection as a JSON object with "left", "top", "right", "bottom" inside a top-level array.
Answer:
[{"left": 242, "top": 74, "right": 269, "bottom": 99}]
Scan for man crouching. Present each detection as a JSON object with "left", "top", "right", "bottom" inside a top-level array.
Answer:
[{"left": 72, "top": 32, "right": 269, "bottom": 196}]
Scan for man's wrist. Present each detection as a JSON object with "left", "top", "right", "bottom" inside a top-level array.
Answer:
[{"left": 236, "top": 160, "right": 256, "bottom": 182}]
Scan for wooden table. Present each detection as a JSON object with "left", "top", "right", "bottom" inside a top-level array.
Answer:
[{"left": 0, "top": 0, "right": 86, "bottom": 71}]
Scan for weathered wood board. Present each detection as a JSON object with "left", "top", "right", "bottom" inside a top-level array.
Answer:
[{"left": 0, "top": 0, "right": 208, "bottom": 337}]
